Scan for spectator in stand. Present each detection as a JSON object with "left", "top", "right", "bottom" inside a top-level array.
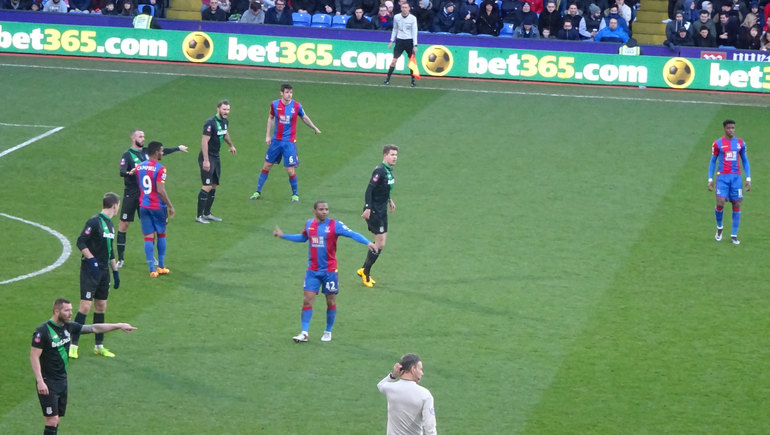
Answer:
[
  {"left": 202, "top": 0, "right": 227, "bottom": 19},
  {"left": 385, "top": 0, "right": 393, "bottom": 13},
  {"left": 134, "top": 4, "right": 162, "bottom": 26},
  {"left": 557, "top": 18, "right": 581, "bottom": 38},
  {"left": 682, "top": 0, "right": 699, "bottom": 22},
  {"left": 665, "top": 23, "right": 694, "bottom": 47},
  {"left": 539, "top": 0, "right": 562, "bottom": 36},
  {"left": 374, "top": 4, "right": 394, "bottom": 29},
  {"left": 760, "top": 26, "right": 770, "bottom": 49},
  {"left": 3, "top": 0, "right": 31, "bottom": 10},
  {"left": 764, "top": 2, "right": 770, "bottom": 30},
  {"left": 30, "top": 0, "right": 42, "bottom": 9},
  {"left": 692, "top": 9, "right": 717, "bottom": 35},
  {"left": 665, "top": 10, "right": 690, "bottom": 41},
  {"left": 413, "top": 0, "right": 434, "bottom": 31},
  {"left": 694, "top": 25, "right": 717, "bottom": 45},
  {"left": 355, "top": 0, "right": 379, "bottom": 16},
  {"left": 615, "top": 0, "right": 632, "bottom": 25},
  {"left": 595, "top": 15, "right": 629, "bottom": 41},
  {"left": 317, "top": 0, "right": 335, "bottom": 14},
  {"left": 335, "top": 0, "right": 355, "bottom": 14},
  {"left": 512, "top": 1, "right": 537, "bottom": 28},
  {"left": 458, "top": 0, "right": 479, "bottom": 20},
  {"left": 601, "top": 5, "right": 629, "bottom": 34},
  {"left": 513, "top": 14, "right": 540, "bottom": 36},
  {"left": 728, "top": 0, "right": 747, "bottom": 22},
  {"left": 265, "top": 0, "right": 293, "bottom": 23},
  {"left": 563, "top": 3, "right": 582, "bottom": 28},
  {"left": 739, "top": 2, "right": 759, "bottom": 31},
  {"left": 239, "top": 0, "right": 265, "bottom": 22},
  {"left": 432, "top": 1, "right": 457, "bottom": 32},
  {"left": 579, "top": 3, "right": 603, "bottom": 39},
  {"left": 348, "top": 6, "right": 374, "bottom": 27},
  {"left": 737, "top": 23, "right": 761, "bottom": 47},
  {"left": 293, "top": 0, "right": 316, "bottom": 13},
  {"left": 456, "top": 7, "right": 477, "bottom": 32},
  {"left": 529, "top": 0, "right": 542, "bottom": 13},
  {"left": 477, "top": 0, "right": 502, "bottom": 35},
  {"left": 70, "top": 0, "right": 90, "bottom": 12},
  {"left": 120, "top": 0, "right": 137, "bottom": 16},
  {"left": 716, "top": 11, "right": 739, "bottom": 46},
  {"left": 500, "top": 0, "right": 522, "bottom": 24},
  {"left": 765, "top": 15, "right": 770, "bottom": 32},
  {"left": 43, "top": 0, "right": 68, "bottom": 12},
  {"left": 139, "top": 0, "right": 164, "bottom": 17}
]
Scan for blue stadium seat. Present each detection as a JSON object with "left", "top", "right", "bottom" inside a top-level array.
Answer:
[
  {"left": 292, "top": 12, "right": 311, "bottom": 26},
  {"left": 311, "top": 13, "right": 332, "bottom": 27},
  {"left": 138, "top": 4, "right": 155, "bottom": 16},
  {"left": 331, "top": 14, "right": 350, "bottom": 28},
  {"left": 476, "top": 33, "right": 494, "bottom": 37},
  {"left": 500, "top": 22, "right": 514, "bottom": 37}
]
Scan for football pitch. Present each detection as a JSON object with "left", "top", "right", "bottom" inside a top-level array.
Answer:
[{"left": 1, "top": 54, "right": 769, "bottom": 434}]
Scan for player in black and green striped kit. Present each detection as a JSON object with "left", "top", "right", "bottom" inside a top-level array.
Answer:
[
  {"left": 69, "top": 193, "right": 122, "bottom": 359},
  {"left": 31, "top": 298, "right": 136, "bottom": 434}
]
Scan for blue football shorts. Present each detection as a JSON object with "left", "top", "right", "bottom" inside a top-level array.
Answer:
[
  {"left": 139, "top": 207, "right": 168, "bottom": 235},
  {"left": 265, "top": 139, "right": 299, "bottom": 167},
  {"left": 304, "top": 270, "right": 339, "bottom": 294},
  {"left": 715, "top": 174, "right": 743, "bottom": 202}
]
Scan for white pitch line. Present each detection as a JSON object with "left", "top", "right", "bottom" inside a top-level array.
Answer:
[
  {"left": 0, "top": 122, "right": 61, "bottom": 128},
  {"left": 1, "top": 62, "right": 768, "bottom": 108},
  {"left": 0, "top": 126, "right": 64, "bottom": 159},
  {"left": 0, "top": 213, "right": 73, "bottom": 285}
]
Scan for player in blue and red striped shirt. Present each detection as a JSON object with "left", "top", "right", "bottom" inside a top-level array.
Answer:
[
  {"left": 136, "top": 141, "right": 176, "bottom": 276},
  {"left": 708, "top": 119, "right": 751, "bottom": 245},
  {"left": 251, "top": 84, "right": 321, "bottom": 203},
  {"left": 273, "top": 201, "right": 377, "bottom": 343}
]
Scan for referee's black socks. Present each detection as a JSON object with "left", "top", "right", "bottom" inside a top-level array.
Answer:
[
  {"left": 363, "top": 247, "right": 382, "bottom": 276},
  {"left": 197, "top": 189, "right": 209, "bottom": 217}
]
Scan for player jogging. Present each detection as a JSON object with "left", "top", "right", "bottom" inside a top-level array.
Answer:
[
  {"left": 358, "top": 145, "right": 398, "bottom": 288},
  {"left": 137, "top": 141, "right": 175, "bottom": 277},
  {"left": 251, "top": 83, "right": 321, "bottom": 203},
  {"left": 273, "top": 201, "right": 377, "bottom": 343},
  {"left": 708, "top": 119, "right": 751, "bottom": 245}
]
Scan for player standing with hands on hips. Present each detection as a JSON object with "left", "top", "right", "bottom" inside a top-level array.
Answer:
[
  {"left": 377, "top": 353, "right": 437, "bottom": 435},
  {"left": 251, "top": 83, "right": 321, "bottom": 203},
  {"left": 384, "top": 2, "right": 418, "bottom": 87},
  {"left": 273, "top": 201, "right": 377, "bottom": 343},
  {"left": 358, "top": 145, "right": 398, "bottom": 288},
  {"left": 196, "top": 100, "right": 236, "bottom": 224},
  {"left": 31, "top": 298, "right": 136, "bottom": 435},
  {"left": 708, "top": 119, "right": 751, "bottom": 245},
  {"left": 68, "top": 192, "right": 122, "bottom": 359}
]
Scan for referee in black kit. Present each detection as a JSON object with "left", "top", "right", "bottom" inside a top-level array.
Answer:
[
  {"left": 196, "top": 99, "right": 236, "bottom": 224},
  {"left": 357, "top": 145, "right": 398, "bottom": 288},
  {"left": 384, "top": 2, "right": 418, "bottom": 87}
]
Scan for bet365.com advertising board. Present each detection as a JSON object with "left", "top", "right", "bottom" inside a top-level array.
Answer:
[{"left": 1, "top": 21, "right": 769, "bottom": 93}]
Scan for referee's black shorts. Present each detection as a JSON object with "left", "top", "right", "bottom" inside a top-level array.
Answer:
[{"left": 393, "top": 39, "right": 414, "bottom": 59}]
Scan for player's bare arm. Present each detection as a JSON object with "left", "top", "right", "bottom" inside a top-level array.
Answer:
[
  {"left": 266, "top": 114, "right": 275, "bottom": 145},
  {"left": 201, "top": 135, "right": 211, "bottom": 171},
  {"left": 157, "top": 182, "right": 175, "bottom": 219},
  {"left": 80, "top": 323, "right": 137, "bottom": 334},
  {"left": 301, "top": 115, "right": 321, "bottom": 134},
  {"left": 225, "top": 133, "right": 236, "bottom": 155},
  {"left": 29, "top": 347, "right": 48, "bottom": 395}
]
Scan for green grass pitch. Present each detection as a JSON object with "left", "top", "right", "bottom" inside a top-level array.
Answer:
[{"left": 1, "top": 54, "right": 770, "bottom": 434}]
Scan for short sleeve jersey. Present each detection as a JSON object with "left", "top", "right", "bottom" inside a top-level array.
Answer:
[
  {"left": 120, "top": 148, "right": 148, "bottom": 194},
  {"left": 136, "top": 160, "right": 167, "bottom": 210},
  {"left": 365, "top": 163, "right": 395, "bottom": 211},
  {"left": 76, "top": 213, "right": 116, "bottom": 268},
  {"left": 712, "top": 136, "right": 747, "bottom": 176},
  {"left": 203, "top": 115, "right": 229, "bottom": 157},
  {"left": 31, "top": 321, "right": 83, "bottom": 381},
  {"left": 270, "top": 99, "right": 305, "bottom": 142}
]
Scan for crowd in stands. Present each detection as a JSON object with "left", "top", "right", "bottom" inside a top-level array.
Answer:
[
  {"left": 1, "top": 0, "right": 165, "bottom": 17},
  {"left": 663, "top": 0, "right": 770, "bottom": 49},
  {"left": 5, "top": 0, "right": 770, "bottom": 50}
]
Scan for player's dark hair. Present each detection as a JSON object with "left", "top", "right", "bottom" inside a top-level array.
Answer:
[
  {"left": 382, "top": 144, "right": 399, "bottom": 155},
  {"left": 148, "top": 141, "right": 163, "bottom": 157},
  {"left": 217, "top": 99, "right": 230, "bottom": 108},
  {"left": 53, "top": 298, "right": 70, "bottom": 313},
  {"left": 314, "top": 200, "right": 328, "bottom": 209},
  {"left": 399, "top": 353, "right": 421, "bottom": 372},
  {"left": 103, "top": 192, "right": 120, "bottom": 209},
  {"left": 281, "top": 83, "right": 293, "bottom": 92},
  {"left": 723, "top": 119, "right": 735, "bottom": 127}
]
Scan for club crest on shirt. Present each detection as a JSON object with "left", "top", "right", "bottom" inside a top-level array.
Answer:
[
  {"left": 206, "top": 125, "right": 212, "bottom": 133},
  {"left": 372, "top": 174, "right": 379, "bottom": 182},
  {"left": 34, "top": 333, "right": 41, "bottom": 343},
  {"left": 85, "top": 227, "right": 91, "bottom": 234},
  {"left": 120, "top": 158, "right": 126, "bottom": 165}
]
